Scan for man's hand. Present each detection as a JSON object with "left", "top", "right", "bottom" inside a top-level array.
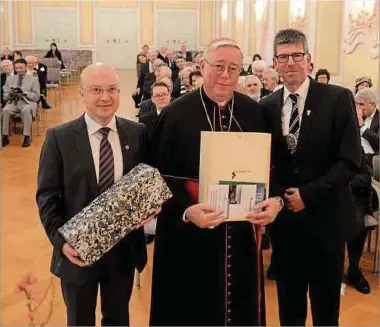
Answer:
[
  {"left": 185, "top": 203, "right": 226, "bottom": 229},
  {"left": 356, "top": 108, "right": 365, "bottom": 127},
  {"left": 62, "top": 243, "right": 88, "bottom": 267},
  {"left": 136, "top": 207, "right": 162, "bottom": 229},
  {"left": 132, "top": 88, "right": 140, "bottom": 96},
  {"left": 284, "top": 188, "right": 305, "bottom": 212},
  {"left": 246, "top": 197, "right": 282, "bottom": 226}
]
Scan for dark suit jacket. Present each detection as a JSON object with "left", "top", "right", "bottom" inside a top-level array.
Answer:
[
  {"left": 1, "top": 55, "right": 13, "bottom": 61},
  {"left": 35, "top": 62, "right": 48, "bottom": 96},
  {"left": 157, "top": 53, "right": 169, "bottom": 65},
  {"left": 1, "top": 72, "right": 7, "bottom": 105},
  {"left": 139, "top": 110, "right": 159, "bottom": 135},
  {"left": 139, "top": 99, "right": 156, "bottom": 118},
  {"left": 177, "top": 51, "right": 193, "bottom": 62},
  {"left": 36, "top": 115, "right": 148, "bottom": 285},
  {"left": 362, "top": 110, "right": 379, "bottom": 154},
  {"left": 137, "top": 63, "right": 155, "bottom": 100},
  {"left": 260, "top": 78, "right": 361, "bottom": 244}
]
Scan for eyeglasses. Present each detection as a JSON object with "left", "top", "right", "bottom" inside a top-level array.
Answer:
[
  {"left": 82, "top": 86, "right": 120, "bottom": 96},
  {"left": 275, "top": 53, "right": 307, "bottom": 63},
  {"left": 152, "top": 93, "right": 169, "bottom": 99},
  {"left": 204, "top": 59, "right": 242, "bottom": 76}
]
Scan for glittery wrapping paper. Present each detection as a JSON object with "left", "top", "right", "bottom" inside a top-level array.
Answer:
[{"left": 58, "top": 163, "right": 172, "bottom": 265}]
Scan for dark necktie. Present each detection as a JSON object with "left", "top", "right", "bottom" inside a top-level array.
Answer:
[
  {"left": 288, "top": 93, "right": 300, "bottom": 154},
  {"left": 17, "top": 75, "right": 23, "bottom": 88},
  {"left": 98, "top": 127, "right": 114, "bottom": 193}
]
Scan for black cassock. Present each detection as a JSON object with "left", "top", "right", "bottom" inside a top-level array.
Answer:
[{"left": 149, "top": 88, "right": 268, "bottom": 326}]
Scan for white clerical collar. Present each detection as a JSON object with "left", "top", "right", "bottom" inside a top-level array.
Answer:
[
  {"left": 84, "top": 113, "right": 117, "bottom": 135},
  {"left": 283, "top": 77, "right": 310, "bottom": 102}
]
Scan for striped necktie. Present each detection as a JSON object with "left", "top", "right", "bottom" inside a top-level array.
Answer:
[
  {"left": 288, "top": 93, "right": 300, "bottom": 154},
  {"left": 98, "top": 127, "right": 114, "bottom": 193}
]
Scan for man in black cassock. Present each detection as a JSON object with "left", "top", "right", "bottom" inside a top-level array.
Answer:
[{"left": 149, "top": 38, "right": 283, "bottom": 326}]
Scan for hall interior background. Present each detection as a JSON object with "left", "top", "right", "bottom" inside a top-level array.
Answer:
[{"left": 1, "top": 0, "right": 379, "bottom": 326}]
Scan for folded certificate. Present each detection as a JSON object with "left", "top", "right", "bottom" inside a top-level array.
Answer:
[
  {"left": 199, "top": 132, "right": 271, "bottom": 221},
  {"left": 58, "top": 163, "right": 172, "bottom": 265}
]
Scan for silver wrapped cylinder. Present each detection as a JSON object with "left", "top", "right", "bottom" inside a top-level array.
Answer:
[{"left": 58, "top": 163, "right": 172, "bottom": 265}]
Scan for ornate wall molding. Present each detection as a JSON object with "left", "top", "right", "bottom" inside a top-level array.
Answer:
[{"left": 342, "top": 0, "right": 379, "bottom": 58}]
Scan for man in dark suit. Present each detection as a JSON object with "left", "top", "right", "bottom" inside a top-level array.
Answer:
[
  {"left": 36, "top": 64, "right": 157, "bottom": 326},
  {"left": 355, "top": 88, "right": 379, "bottom": 165},
  {"left": 134, "top": 51, "right": 157, "bottom": 102},
  {"left": 178, "top": 43, "right": 193, "bottom": 62},
  {"left": 1, "top": 47, "right": 13, "bottom": 61},
  {"left": 26, "top": 55, "right": 51, "bottom": 109},
  {"left": 157, "top": 45, "right": 169, "bottom": 65},
  {"left": 344, "top": 87, "right": 380, "bottom": 294},
  {"left": 260, "top": 29, "right": 361, "bottom": 326}
]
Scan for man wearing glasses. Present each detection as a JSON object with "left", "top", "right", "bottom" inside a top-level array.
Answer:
[
  {"left": 36, "top": 63, "right": 154, "bottom": 326},
  {"left": 149, "top": 38, "right": 283, "bottom": 326},
  {"left": 260, "top": 29, "right": 361, "bottom": 325}
]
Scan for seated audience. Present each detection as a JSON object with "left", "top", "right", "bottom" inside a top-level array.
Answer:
[
  {"left": 177, "top": 43, "right": 193, "bottom": 62},
  {"left": 179, "top": 67, "right": 194, "bottom": 95},
  {"left": 315, "top": 68, "right": 330, "bottom": 84},
  {"left": 13, "top": 51, "right": 22, "bottom": 61},
  {"left": 262, "top": 68, "right": 279, "bottom": 97},
  {"left": 44, "top": 42, "right": 65, "bottom": 69},
  {"left": 25, "top": 55, "right": 51, "bottom": 109},
  {"left": 1, "top": 47, "right": 13, "bottom": 61},
  {"left": 244, "top": 74, "right": 262, "bottom": 102},
  {"left": 354, "top": 76, "right": 373, "bottom": 94},
  {"left": 189, "top": 70, "right": 202, "bottom": 89},
  {"left": 248, "top": 59, "right": 267, "bottom": 80},
  {"left": 1, "top": 60, "right": 14, "bottom": 106},
  {"left": 1, "top": 58, "right": 40, "bottom": 148}
]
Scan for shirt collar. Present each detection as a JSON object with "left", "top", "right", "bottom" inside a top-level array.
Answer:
[
  {"left": 84, "top": 113, "right": 117, "bottom": 135},
  {"left": 283, "top": 77, "right": 310, "bottom": 103}
]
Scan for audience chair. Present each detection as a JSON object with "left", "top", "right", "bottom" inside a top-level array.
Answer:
[{"left": 39, "top": 58, "right": 62, "bottom": 105}]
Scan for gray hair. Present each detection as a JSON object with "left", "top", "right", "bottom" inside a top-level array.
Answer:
[
  {"left": 273, "top": 29, "right": 309, "bottom": 56},
  {"left": 251, "top": 60, "right": 267, "bottom": 71},
  {"left": 203, "top": 39, "right": 244, "bottom": 63},
  {"left": 264, "top": 68, "right": 279, "bottom": 82},
  {"left": 244, "top": 74, "right": 262, "bottom": 89},
  {"left": 355, "top": 88, "right": 378, "bottom": 104}
]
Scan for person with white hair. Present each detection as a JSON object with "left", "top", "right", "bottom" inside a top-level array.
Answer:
[
  {"left": 248, "top": 59, "right": 267, "bottom": 80},
  {"left": 244, "top": 74, "right": 262, "bottom": 101},
  {"left": 355, "top": 88, "right": 379, "bottom": 164},
  {"left": 344, "top": 87, "right": 379, "bottom": 295},
  {"left": 149, "top": 37, "right": 283, "bottom": 326},
  {"left": 262, "top": 68, "right": 279, "bottom": 97},
  {"left": 1, "top": 59, "right": 14, "bottom": 106}
]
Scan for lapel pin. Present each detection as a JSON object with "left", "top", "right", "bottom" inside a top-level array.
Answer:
[
  {"left": 125, "top": 145, "right": 130, "bottom": 150},
  {"left": 306, "top": 110, "right": 311, "bottom": 116}
]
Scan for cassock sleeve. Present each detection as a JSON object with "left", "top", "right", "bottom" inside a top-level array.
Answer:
[
  {"left": 152, "top": 110, "right": 197, "bottom": 230},
  {"left": 299, "top": 88, "right": 361, "bottom": 208}
]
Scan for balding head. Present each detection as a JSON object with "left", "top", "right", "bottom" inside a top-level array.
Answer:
[
  {"left": 25, "top": 55, "right": 37, "bottom": 71},
  {"left": 80, "top": 63, "right": 119, "bottom": 89},
  {"left": 79, "top": 63, "right": 120, "bottom": 126}
]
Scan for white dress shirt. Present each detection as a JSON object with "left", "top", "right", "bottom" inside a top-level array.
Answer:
[
  {"left": 282, "top": 77, "right": 310, "bottom": 136},
  {"left": 84, "top": 113, "right": 123, "bottom": 183},
  {"left": 360, "top": 110, "right": 376, "bottom": 154}
]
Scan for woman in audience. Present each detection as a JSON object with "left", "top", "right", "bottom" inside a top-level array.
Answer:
[
  {"left": 13, "top": 51, "right": 22, "bottom": 61},
  {"left": 246, "top": 53, "right": 263, "bottom": 74},
  {"left": 354, "top": 76, "right": 372, "bottom": 94},
  {"left": 179, "top": 67, "right": 193, "bottom": 95},
  {"left": 193, "top": 52, "right": 203, "bottom": 69},
  {"left": 315, "top": 68, "right": 330, "bottom": 84},
  {"left": 44, "top": 42, "right": 65, "bottom": 69}
]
